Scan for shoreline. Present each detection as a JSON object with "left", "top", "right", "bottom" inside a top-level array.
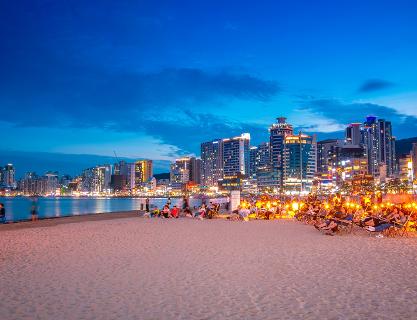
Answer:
[{"left": 0, "top": 210, "right": 144, "bottom": 231}]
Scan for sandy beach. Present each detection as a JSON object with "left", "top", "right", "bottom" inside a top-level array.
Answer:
[{"left": 1, "top": 216, "right": 417, "bottom": 320}]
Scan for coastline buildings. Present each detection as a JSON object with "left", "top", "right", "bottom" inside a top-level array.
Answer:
[
  {"left": 361, "top": 116, "right": 396, "bottom": 179},
  {"left": 282, "top": 133, "right": 317, "bottom": 193},
  {"left": 18, "top": 171, "right": 60, "bottom": 195},
  {"left": 170, "top": 157, "right": 201, "bottom": 188},
  {"left": 269, "top": 117, "right": 294, "bottom": 190},
  {"left": 201, "top": 134, "right": 250, "bottom": 189},
  {"left": 201, "top": 139, "right": 223, "bottom": 187},
  {"left": 81, "top": 165, "right": 112, "bottom": 194},
  {"left": 249, "top": 142, "right": 270, "bottom": 179},
  {"left": 0, "top": 164, "right": 16, "bottom": 189},
  {"left": 3, "top": 114, "right": 404, "bottom": 196},
  {"left": 134, "top": 160, "right": 153, "bottom": 190}
]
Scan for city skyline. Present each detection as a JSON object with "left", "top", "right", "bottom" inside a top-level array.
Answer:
[
  {"left": 2, "top": 114, "right": 415, "bottom": 196},
  {"left": 2, "top": 113, "right": 417, "bottom": 178},
  {"left": 1, "top": 1, "right": 417, "bottom": 174}
]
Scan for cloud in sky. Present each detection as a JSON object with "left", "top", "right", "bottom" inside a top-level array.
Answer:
[
  {"left": 0, "top": 64, "right": 280, "bottom": 129},
  {"left": 358, "top": 79, "right": 394, "bottom": 93}
]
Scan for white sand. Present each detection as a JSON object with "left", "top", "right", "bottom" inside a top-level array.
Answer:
[{"left": 1, "top": 218, "right": 417, "bottom": 320}]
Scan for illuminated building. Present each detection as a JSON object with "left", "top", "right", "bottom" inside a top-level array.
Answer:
[
  {"left": 345, "top": 123, "right": 361, "bottom": 145},
  {"left": 361, "top": 116, "right": 396, "bottom": 178},
  {"left": 398, "top": 154, "right": 412, "bottom": 182},
  {"left": 201, "top": 139, "right": 223, "bottom": 187},
  {"left": 134, "top": 160, "right": 153, "bottom": 188},
  {"left": 222, "top": 133, "right": 250, "bottom": 178},
  {"left": 170, "top": 157, "right": 201, "bottom": 189},
  {"left": 44, "top": 171, "right": 59, "bottom": 195},
  {"left": 269, "top": 117, "right": 294, "bottom": 189},
  {"left": 282, "top": 133, "right": 316, "bottom": 193},
  {"left": 412, "top": 143, "right": 417, "bottom": 181},
  {"left": 1, "top": 164, "right": 16, "bottom": 189},
  {"left": 82, "top": 165, "right": 112, "bottom": 193},
  {"left": 316, "top": 139, "right": 343, "bottom": 174},
  {"left": 249, "top": 142, "right": 270, "bottom": 179}
]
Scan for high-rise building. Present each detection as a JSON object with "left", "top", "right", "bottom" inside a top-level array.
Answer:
[
  {"left": 316, "top": 139, "right": 343, "bottom": 174},
  {"left": 412, "top": 143, "right": 417, "bottom": 181},
  {"left": 249, "top": 142, "right": 270, "bottom": 179},
  {"left": 170, "top": 157, "right": 201, "bottom": 187},
  {"left": 134, "top": 160, "right": 153, "bottom": 188},
  {"left": 345, "top": 123, "right": 361, "bottom": 145},
  {"left": 361, "top": 116, "right": 396, "bottom": 178},
  {"left": 249, "top": 146, "right": 258, "bottom": 178},
  {"left": 44, "top": 171, "right": 59, "bottom": 195},
  {"left": 1, "top": 164, "right": 16, "bottom": 189},
  {"left": 282, "top": 133, "right": 316, "bottom": 193},
  {"left": 81, "top": 165, "right": 112, "bottom": 193},
  {"left": 222, "top": 133, "right": 250, "bottom": 178},
  {"left": 269, "top": 117, "right": 294, "bottom": 189},
  {"left": 398, "top": 154, "right": 412, "bottom": 182},
  {"left": 201, "top": 139, "right": 223, "bottom": 186},
  {"left": 170, "top": 158, "right": 191, "bottom": 184},
  {"left": 189, "top": 157, "right": 201, "bottom": 184}
]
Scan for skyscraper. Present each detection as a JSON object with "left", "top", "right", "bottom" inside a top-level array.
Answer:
[
  {"left": 249, "top": 142, "right": 270, "bottom": 178},
  {"left": 222, "top": 133, "right": 250, "bottom": 178},
  {"left": 282, "top": 133, "right": 316, "bottom": 193},
  {"left": 81, "top": 165, "right": 112, "bottom": 193},
  {"left": 269, "top": 117, "right": 293, "bottom": 189},
  {"left": 345, "top": 123, "right": 361, "bottom": 145},
  {"left": 412, "top": 143, "right": 417, "bottom": 181},
  {"left": 1, "top": 164, "right": 16, "bottom": 189},
  {"left": 169, "top": 156, "right": 201, "bottom": 188},
  {"left": 361, "top": 116, "right": 396, "bottom": 178},
  {"left": 201, "top": 139, "right": 223, "bottom": 186},
  {"left": 316, "top": 139, "right": 343, "bottom": 174},
  {"left": 134, "top": 160, "right": 153, "bottom": 188}
]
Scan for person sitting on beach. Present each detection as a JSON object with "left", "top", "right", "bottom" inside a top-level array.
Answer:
[
  {"left": 365, "top": 209, "right": 407, "bottom": 234},
  {"left": 0, "top": 203, "right": 6, "bottom": 224},
  {"left": 314, "top": 207, "right": 350, "bottom": 235},
  {"left": 238, "top": 206, "right": 250, "bottom": 222},
  {"left": 161, "top": 205, "right": 171, "bottom": 218},
  {"left": 194, "top": 204, "right": 206, "bottom": 220},
  {"left": 361, "top": 207, "right": 398, "bottom": 228},
  {"left": 171, "top": 206, "right": 179, "bottom": 218},
  {"left": 184, "top": 207, "right": 193, "bottom": 217}
]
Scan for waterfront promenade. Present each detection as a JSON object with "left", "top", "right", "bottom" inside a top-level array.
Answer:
[{"left": 1, "top": 217, "right": 417, "bottom": 320}]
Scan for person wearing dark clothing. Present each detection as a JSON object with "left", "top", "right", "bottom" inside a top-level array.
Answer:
[
  {"left": 0, "top": 203, "right": 6, "bottom": 224},
  {"left": 182, "top": 196, "right": 189, "bottom": 211},
  {"left": 30, "top": 198, "right": 39, "bottom": 221},
  {"left": 145, "top": 198, "right": 150, "bottom": 213}
]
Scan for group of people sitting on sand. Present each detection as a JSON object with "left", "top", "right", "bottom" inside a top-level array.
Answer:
[
  {"left": 144, "top": 200, "right": 221, "bottom": 220},
  {"left": 295, "top": 196, "right": 413, "bottom": 237}
]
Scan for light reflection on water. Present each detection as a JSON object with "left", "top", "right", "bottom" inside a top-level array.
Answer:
[{"left": 0, "top": 197, "right": 207, "bottom": 222}]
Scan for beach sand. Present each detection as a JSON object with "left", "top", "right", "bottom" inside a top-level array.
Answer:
[{"left": 1, "top": 217, "right": 417, "bottom": 320}]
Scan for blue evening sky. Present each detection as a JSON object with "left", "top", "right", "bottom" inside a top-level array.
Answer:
[{"left": 1, "top": 0, "right": 417, "bottom": 173}]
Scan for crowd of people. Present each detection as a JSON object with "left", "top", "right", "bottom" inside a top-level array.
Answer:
[
  {"left": 236, "top": 194, "right": 416, "bottom": 237},
  {"left": 143, "top": 197, "right": 222, "bottom": 220},
  {"left": 140, "top": 194, "right": 417, "bottom": 237}
]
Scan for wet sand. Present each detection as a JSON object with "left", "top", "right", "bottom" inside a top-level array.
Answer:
[{"left": 1, "top": 217, "right": 417, "bottom": 320}]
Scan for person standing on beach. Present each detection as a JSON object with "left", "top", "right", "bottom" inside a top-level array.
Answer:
[
  {"left": 182, "top": 196, "right": 189, "bottom": 213},
  {"left": 167, "top": 196, "right": 171, "bottom": 207},
  {"left": 145, "top": 197, "right": 150, "bottom": 213},
  {"left": 0, "top": 203, "right": 6, "bottom": 224},
  {"left": 30, "top": 198, "right": 38, "bottom": 221}
]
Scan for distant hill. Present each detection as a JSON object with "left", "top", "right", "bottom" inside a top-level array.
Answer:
[
  {"left": 395, "top": 137, "right": 417, "bottom": 156},
  {"left": 153, "top": 172, "right": 170, "bottom": 180}
]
